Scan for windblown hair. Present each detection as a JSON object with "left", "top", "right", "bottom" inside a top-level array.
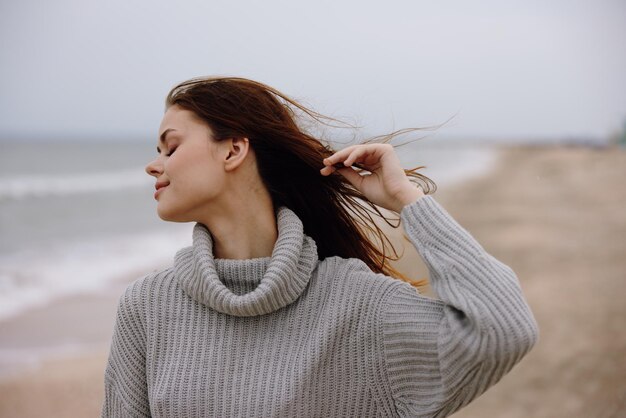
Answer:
[{"left": 165, "top": 76, "right": 438, "bottom": 289}]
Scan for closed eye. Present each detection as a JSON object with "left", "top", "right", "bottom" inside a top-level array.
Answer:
[{"left": 166, "top": 147, "right": 177, "bottom": 157}]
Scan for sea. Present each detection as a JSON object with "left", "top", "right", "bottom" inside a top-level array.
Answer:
[{"left": 0, "top": 138, "right": 499, "bottom": 322}]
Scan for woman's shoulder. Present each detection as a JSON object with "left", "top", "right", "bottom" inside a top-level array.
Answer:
[
  {"left": 119, "top": 266, "right": 178, "bottom": 303},
  {"left": 315, "top": 255, "right": 411, "bottom": 298}
]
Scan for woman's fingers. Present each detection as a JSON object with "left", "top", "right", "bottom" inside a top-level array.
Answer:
[
  {"left": 324, "top": 144, "right": 384, "bottom": 169},
  {"left": 321, "top": 145, "right": 357, "bottom": 176},
  {"left": 344, "top": 147, "right": 369, "bottom": 167},
  {"left": 335, "top": 165, "right": 363, "bottom": 188},
  {"left": 321, "top": 144, "right": 395, "bottom": 179},
  {"left": 320, "top": 143, "right": 422, "bottom": 212},
  {"left": 323, "top": 145, "right": 360, "bottom": 166},
  {"left": 319, "top": 165, "right": 336, "bottom": 176}
]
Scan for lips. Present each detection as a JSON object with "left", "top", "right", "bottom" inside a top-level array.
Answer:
[
  {"left": 155, "top": 181, "right": 169, "bottom": 191},
  {"left": 154, "top": 181, "right": 169, "bottom": 199}
]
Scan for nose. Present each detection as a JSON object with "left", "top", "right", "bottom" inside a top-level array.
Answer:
[{"left": 145, "top": 157, "right": 163, "bottom": 178}]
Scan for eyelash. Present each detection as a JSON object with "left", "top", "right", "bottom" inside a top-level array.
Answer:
[{"left": 165, "top": 147, "right": 177, "bottom": 157}]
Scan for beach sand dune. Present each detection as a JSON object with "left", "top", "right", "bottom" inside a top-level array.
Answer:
[{"left": 1, "top": 144, "right": 625, "bottom": 417}]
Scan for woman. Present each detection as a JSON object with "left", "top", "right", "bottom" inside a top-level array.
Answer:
[{"left": 101, "top": 77, "right": 538, "bottom": 417}]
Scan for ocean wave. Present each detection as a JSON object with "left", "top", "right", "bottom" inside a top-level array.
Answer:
[
  {"left": 0, "top": 227, "right": 192, "bottom": 321},
  {"left": 0, "top": 168, "right": 153, "bottom": 200}
]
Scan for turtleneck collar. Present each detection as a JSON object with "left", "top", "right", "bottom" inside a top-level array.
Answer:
[{"left": 174, "top": 206, "right": 319, "bottom": 317}]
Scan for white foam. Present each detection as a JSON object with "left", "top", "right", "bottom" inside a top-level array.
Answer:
[
  {"left": 0, "top": 168, "right": 153, "bottom": 200},
  {"left": 0, "top": 226, "right": 192, "bottom": 321},
  {"left": 393, "top": 144, "right": 501, "bottom": 192},
  {"left": 425, "top": 146, "right": 501, "bottom": 188}
]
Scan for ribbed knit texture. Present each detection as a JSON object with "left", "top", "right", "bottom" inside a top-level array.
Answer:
[{"left": 101, "top": 196, "right": 539, "bottom": 417}]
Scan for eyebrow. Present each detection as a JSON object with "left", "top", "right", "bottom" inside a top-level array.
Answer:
[{"left": 156, "top": 128, "right": 176, "bottom": 153}]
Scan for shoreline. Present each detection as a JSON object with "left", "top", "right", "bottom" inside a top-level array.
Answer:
[
  {"left": 1, "top": 143, "right": 624, "bottom": 417},
  {"left": 0, "top": 146, "right": 505, "bottom": 388},
  {"left": 0, "top": 144, "right": 494, "bottom": 323},
  {"left": 0, "top": 272, "right": 133, "bottom": 382}
]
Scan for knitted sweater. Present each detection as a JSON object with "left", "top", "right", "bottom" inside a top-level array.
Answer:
[{"left": 101, "top": 195, "right": 538, "bottom": 417}]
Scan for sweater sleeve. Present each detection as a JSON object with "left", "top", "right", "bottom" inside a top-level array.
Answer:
[
  {"left": 101, "top": 279, "right": 151, "bottom": 418},
  {"left": 380, "top": 195, "right": 539, "bottom": 417}
]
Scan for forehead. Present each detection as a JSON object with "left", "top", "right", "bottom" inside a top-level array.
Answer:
[
  {"left": 158, "top": 106, "right": 213, "bottom": 145},
  {"left": 159, "top": 105, "right": 196, "bottom": 131}
]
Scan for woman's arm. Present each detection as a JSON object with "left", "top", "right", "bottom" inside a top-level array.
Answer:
[
  {"left": 101, "top": 279, "right": 151, "bottom": 418},
  {"left": 379, "top": 195, "right": 538, "bottom": 416},
  {"left": 322, "top": 144, "right": 538, "bottom": 416}
]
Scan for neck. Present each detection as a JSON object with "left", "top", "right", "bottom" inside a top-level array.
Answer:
[
  {"left": 198, "top": 197, "right": 278, "bottom": 260},
  {"left": 175, "top": 204, "right": 319, "bottom": 317}
]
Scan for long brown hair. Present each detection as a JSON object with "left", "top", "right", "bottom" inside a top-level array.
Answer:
[{"left": 165, "top": 76, "right": 438, "bottom": 289}]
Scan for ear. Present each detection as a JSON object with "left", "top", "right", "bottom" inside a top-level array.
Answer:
[{"left": 223, "top": 137, "right": 250, "bottom": 171}]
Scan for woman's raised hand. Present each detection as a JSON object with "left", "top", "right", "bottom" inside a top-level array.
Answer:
[{"left": 320, "top": 143, "right": 425, "bottom": 213}]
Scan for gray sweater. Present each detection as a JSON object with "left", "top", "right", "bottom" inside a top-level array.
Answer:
[{"left": 101, "top": 195, "right": 538, "bottom": 417}]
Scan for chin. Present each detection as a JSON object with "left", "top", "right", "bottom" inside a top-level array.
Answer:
[{"left": 156, "top": 205, "right": 186, "bottom": 223}]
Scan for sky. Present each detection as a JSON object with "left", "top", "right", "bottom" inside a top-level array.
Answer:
[{"left": 0, "top": 0, "right": 624, "bottom": 142}]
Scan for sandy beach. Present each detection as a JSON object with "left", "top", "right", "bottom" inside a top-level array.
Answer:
[{"left": 1, "top": 144, "right": 625, "bottom": 417}]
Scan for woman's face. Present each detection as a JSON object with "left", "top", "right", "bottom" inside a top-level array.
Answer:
[{"left": 145, "top": 105, "right": 227, "bottom": 222}]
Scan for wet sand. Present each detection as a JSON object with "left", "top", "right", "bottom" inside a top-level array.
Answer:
[{"left": 1, "top": 144, "right": 625, "bottom": 417}]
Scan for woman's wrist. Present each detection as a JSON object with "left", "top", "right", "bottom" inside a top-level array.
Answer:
[{"left": 391, "top": 186, "right": 426, "bottom": 213}]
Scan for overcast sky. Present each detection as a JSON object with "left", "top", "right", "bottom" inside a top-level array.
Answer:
[{"left": 1, "top": 0, "right": 624, "bottom": 142}]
